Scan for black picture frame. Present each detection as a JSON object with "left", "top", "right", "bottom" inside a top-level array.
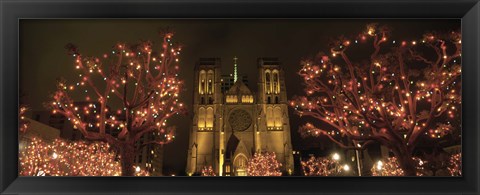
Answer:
[{"left": 1, "top": 0, "right": 479, "bottom": 194}]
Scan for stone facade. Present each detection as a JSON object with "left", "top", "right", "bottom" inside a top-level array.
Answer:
[{"left": 186, "top": 57, "right": 294, "bottom": 176}]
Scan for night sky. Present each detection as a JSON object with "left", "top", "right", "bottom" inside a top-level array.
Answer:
[{"left": 20, "top": 19, "right": 460, "bottom": 174}]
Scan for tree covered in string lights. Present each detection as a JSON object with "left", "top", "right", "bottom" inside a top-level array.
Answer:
[
  {"left": 291, "top": 24, "right": 461, "bottom": 176},
  {"left": 247, "top": 152, "right": 282, "bottom": 176},
  {"left": 19, "top": 137, "right": 149, "bottom": 176},
  {"left": 48, "top": 32, "right": 185, "bottom": 176},
  {"left": 448, "top": 153, "right": 461, "bottom": 176},
  {"left": 201, "top": 165, "right": 216, "bottom": 176},
  {"left": 301, "top": 155, "right": 351, "bottom": 176},
  {"left": 372, "top": 153, "right": 461, "bottom": 176},
  {"left": 371, "top": 157, "right": 404, "bottom": 176},
  {"left": 371, "top": 156, "right": 426, "bottom": 176}
]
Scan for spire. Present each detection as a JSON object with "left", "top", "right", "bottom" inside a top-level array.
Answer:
[{"left": 233, "top": 56, "right": 238, "bottom": 82}]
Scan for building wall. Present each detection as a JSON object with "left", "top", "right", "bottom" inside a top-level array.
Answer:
[
  {"left": 21, "top": 118, "right": 61, "bottom": 141},
  {"left": 134, "top": 133, "right": 164, "bottom": 176},
  {"left": 31, "top": 110, "right": 85, "bottom": 141}
]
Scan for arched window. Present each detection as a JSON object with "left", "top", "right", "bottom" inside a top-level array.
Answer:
[
  {"left": 226, "top": 95, "right": 238, "bottom": 104},
  {"left": 234, "top": 154, "right": 248, "bottom": 176},
  {"left": 266, "top": 107, "right": 274, "bottom": 128},
  {"left": 277, "top": 72, "right": 280, "bottom": 93},
  {"left": 275, "top": 96, "right": 279, "bottom": 104},
  {"left": 241, "top": 95, "right": 253, "bottom": 104},
  {"left": 198, "top": 107, "right": 206, "bottom": 130},
  {"left": 206, "top": 107, "right": 214, "bottom": 129},
  {"left": 267, "top": 97, "right": 271, "bottom": 104},
  {"left": 274, "top": 107, "right": 282, "bottom": 128},
  {"left": 199, "top": 70, "right": 206, "bottom": 94},
  {"left": 272, "top": 71, "right": 278, "bottom": 94},
  {"left": 191, "top": 144, "right": 197, "bottom": 157},
  {"left": 191, "top": 144, "right": 198, "bottom": 172},
  {"left": 237, "top": 156, "right": 246, "bottom": 168},
  {"left": 208, "top": 80, "right": 213, "bottom": 94},
  {"left": 207, "top": 70, "right": 214, "bottom": 94},
  {"left": 265, "top": 70, "right": 271, "bottom": 94}
]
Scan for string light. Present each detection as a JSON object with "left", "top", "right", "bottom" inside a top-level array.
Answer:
[
  {"left": 448, "top": 153, "right": 461, "bottom": 176},
  {"left": 19, "top": 106, "right": 29, "bottom": 134},
  {"left": 290, "top": 24, "right": 461, "bottom": 176},
  {"left": 201, "top": 166, "right": 216, "bottom": 176},
  {"left": 301, "top": 156, "right": 351, "bottom": 176},
  {"left": 19, "top": 137, "right": 149, "bottom": 176},
  {"left": 49, "top": 32, "right": 186, "bottom": 176},
  {"left": 371, "top": 157, "right": 425, "bottom": 176},
  {"left": 247, "top": 152, "right": 282, "bottom": 176}
]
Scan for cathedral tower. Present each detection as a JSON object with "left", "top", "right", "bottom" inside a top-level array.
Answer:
[{"left": 256, "top": 58, "right": 294, "bottom": 173}]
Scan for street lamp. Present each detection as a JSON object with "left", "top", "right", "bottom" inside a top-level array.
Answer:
[
  {"left": 343, "top": 164, "right": 350, "bottom": 172},
  {"left": 332, "top": 153, "right": 340, "bottom": 161},
  {"left": 374, "top": 160, "right": 384, "bottom": 176},
  {"left": 376, "top": 160, "right": 383, "bottom": 171},
  {"left": 135, "top": 166, "right": 141, "bottom": 173}
]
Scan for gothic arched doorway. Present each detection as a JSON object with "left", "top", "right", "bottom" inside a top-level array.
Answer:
[{"left": 233, "top": 154, "right": 248, "bottom": 176}]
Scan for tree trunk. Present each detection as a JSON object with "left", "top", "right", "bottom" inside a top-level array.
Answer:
[
  {"left": 119, "top": 142, "right": 135, "bottom": 176},
  {"left": 399, "top": 155, "right": 417, "bottom": 176},
  {"left": 392, "top": 147, "right": 417, "bottom": 176}
]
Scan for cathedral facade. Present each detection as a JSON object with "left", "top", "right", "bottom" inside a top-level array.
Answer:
[{"left": 186, "top": 57, "right": 294, "bottom": 176}]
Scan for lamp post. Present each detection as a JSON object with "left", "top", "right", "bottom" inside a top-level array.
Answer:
[
  {"left": 331, "top": 153, "right": 352, "bottom": 176},
  {"left": 332, "top": 153, "right": 341, "bottom": 175},
  {"left": 353, "top": 140, "right": 362, "bottom": 176},
  {"left": 375, "top": 160, "right": 383, "bottom": 176}
]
